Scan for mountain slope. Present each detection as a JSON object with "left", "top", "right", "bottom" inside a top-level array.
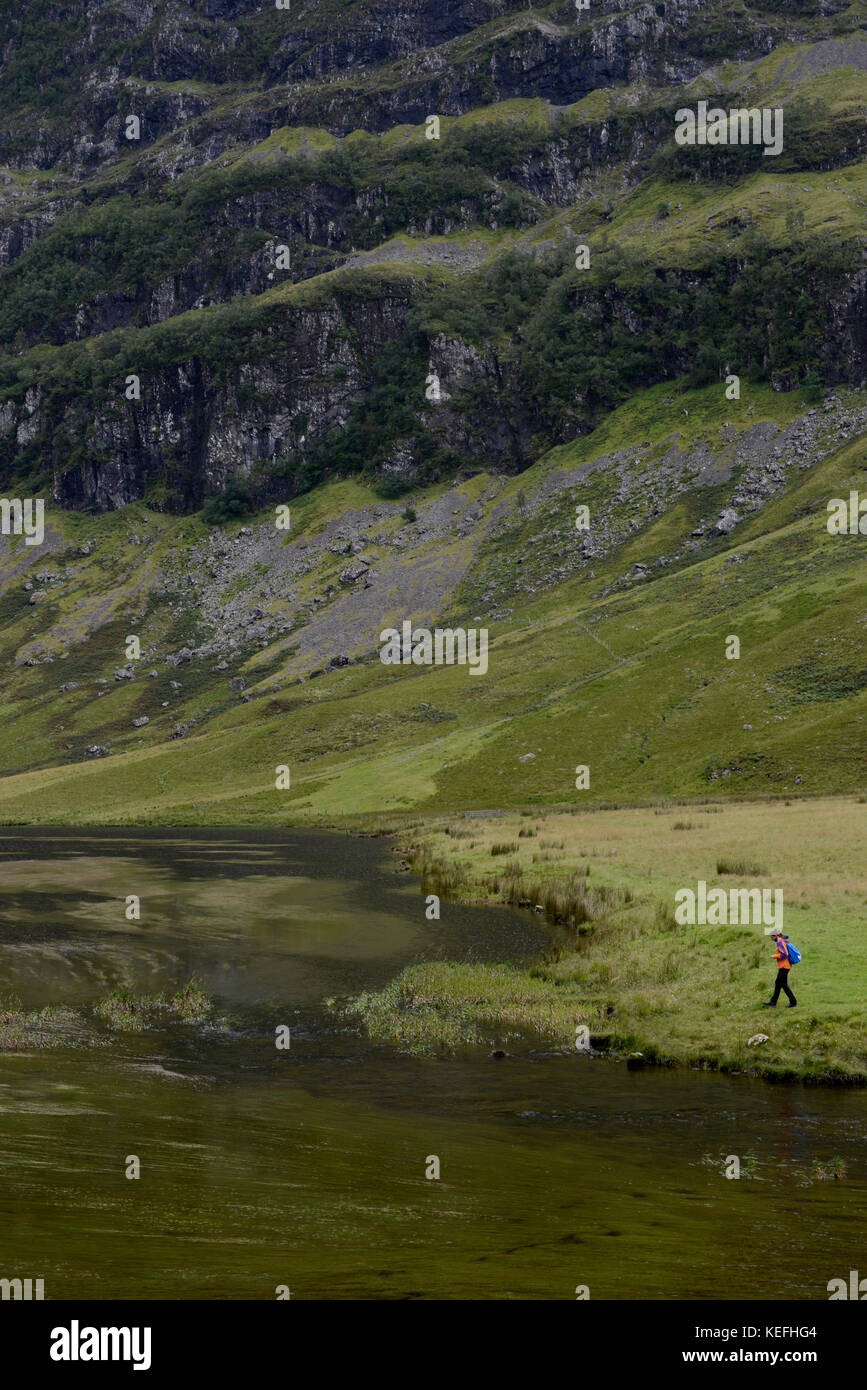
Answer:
[
  {"left": 0, "top": 0, "right": 864, "bottom": 816},
  {"left": 0, "top": 380, "right": 863, "bottom": 821}
]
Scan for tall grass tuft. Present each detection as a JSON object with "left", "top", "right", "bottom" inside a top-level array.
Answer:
[
  {"left": 93, "top": 978, "right": 211, "bottom": 1031},
  {"left": 717, "top": 857, "right": 767, "bottom": 875}
]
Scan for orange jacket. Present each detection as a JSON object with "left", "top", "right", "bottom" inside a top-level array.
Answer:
[{"left": 773, "top": 938, "right": 791, "bottom": 970}]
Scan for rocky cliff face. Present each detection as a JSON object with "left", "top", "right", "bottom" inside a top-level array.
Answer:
[
  {"left": 32, "top": 291, "right": 414, "bottom": 511},
  {"left": 0, "top": 0, "right": 865, "bottom": 514},
  {"left": 0, "top": 1, "right": 714, "bottom": 170}
]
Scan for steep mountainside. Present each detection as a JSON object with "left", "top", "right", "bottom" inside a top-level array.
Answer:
[{"left": 0, "top": 0, "right": 864, "bottom": 814}]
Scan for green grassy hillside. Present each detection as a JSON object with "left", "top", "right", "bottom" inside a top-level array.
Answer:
[
  {"left": 0, "top": 1, "right": 865, "bottom": 824},
  {"left": 0, "top": 379, "right": 863, "bottom": 822}
]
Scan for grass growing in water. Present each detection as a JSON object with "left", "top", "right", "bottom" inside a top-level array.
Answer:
[
  {"left": 0, "top": 1002, "right": 89, "bottom": 1050},
  {"left": 93, "top": 978, "right": 211, "bottom": 1031},
  {"left": 805, "top": 1156, "right": 847, "bottom": 1183},
  {"left": 347, "top": 962, "right": 579, "bottom": 1056}
]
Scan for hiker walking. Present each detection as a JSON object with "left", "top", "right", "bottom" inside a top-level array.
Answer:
[{"left": 763, "top": 930, "right": 798, "bottom": 1008}]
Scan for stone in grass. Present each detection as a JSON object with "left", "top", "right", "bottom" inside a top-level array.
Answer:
[
  {"left": 84, "top": 744, "right": 111, "bottom": 758},
  {"left": 338, "top": 559, "right": 369, "bottom": 585},
  {"left": 132, "top": 717, "right": 149, "bottom": 728},
  {"left": 714, "top": 508, "right": 740, "bottom": 535}
]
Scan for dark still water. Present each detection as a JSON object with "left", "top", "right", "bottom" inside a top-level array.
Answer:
[{"left": 0, "top": 827, "right": 864, "bottom": 1301}]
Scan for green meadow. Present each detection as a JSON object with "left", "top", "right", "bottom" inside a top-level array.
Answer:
[{"left": 351, "top": 797, "right": 867, "bottom": 1083}]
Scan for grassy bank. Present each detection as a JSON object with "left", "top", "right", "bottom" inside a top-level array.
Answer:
[{"left": 348, "top": 796, "right": 867, "bottom": 1083}]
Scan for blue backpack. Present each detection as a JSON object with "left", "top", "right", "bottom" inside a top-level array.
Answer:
[{"left": 784, "top": 939, "right": 802, "bottom": 965}]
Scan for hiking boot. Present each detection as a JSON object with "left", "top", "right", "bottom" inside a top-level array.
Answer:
[
  {"left": 787, "top": 1002, "right": 798, "bottom": 1008},
  {"left": 762, "top": 1001, "right": 776, "bottom": 1008}
]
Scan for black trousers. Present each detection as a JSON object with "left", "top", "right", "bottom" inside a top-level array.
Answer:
[{"left": 770, "top": 968, "right": 797, "bottom": 1005}]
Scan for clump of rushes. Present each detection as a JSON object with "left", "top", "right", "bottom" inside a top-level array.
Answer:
[
  {"left": 347, "top": 972, "right": 483, "bottom": 1055},
  {"left": 804, "top": 1156, "right": 847, "bottom": 1183},
  {"left": 717, "top": 857, "right": 767, "bottom": 875},
  {"left": 498, "top": 870, "right": 624, "bottom": 928},
  {"left": 414, "top": 849, "right": 471, "bottom": 899},
  {"left": 346, "top": 962, "right": 579, "bottom": 1055},
  {"left": 93, "top": 992, "right": 150, "bottom": 1031},
  {"left": 167, "top": 979, "right": 211, "bottom": 1021},
  {"left": 93, "top": 978, "right": 211, "bottom": 1031},
  {"left": 0, "top": 1002, "right": 83, "bottom": 1050}
]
